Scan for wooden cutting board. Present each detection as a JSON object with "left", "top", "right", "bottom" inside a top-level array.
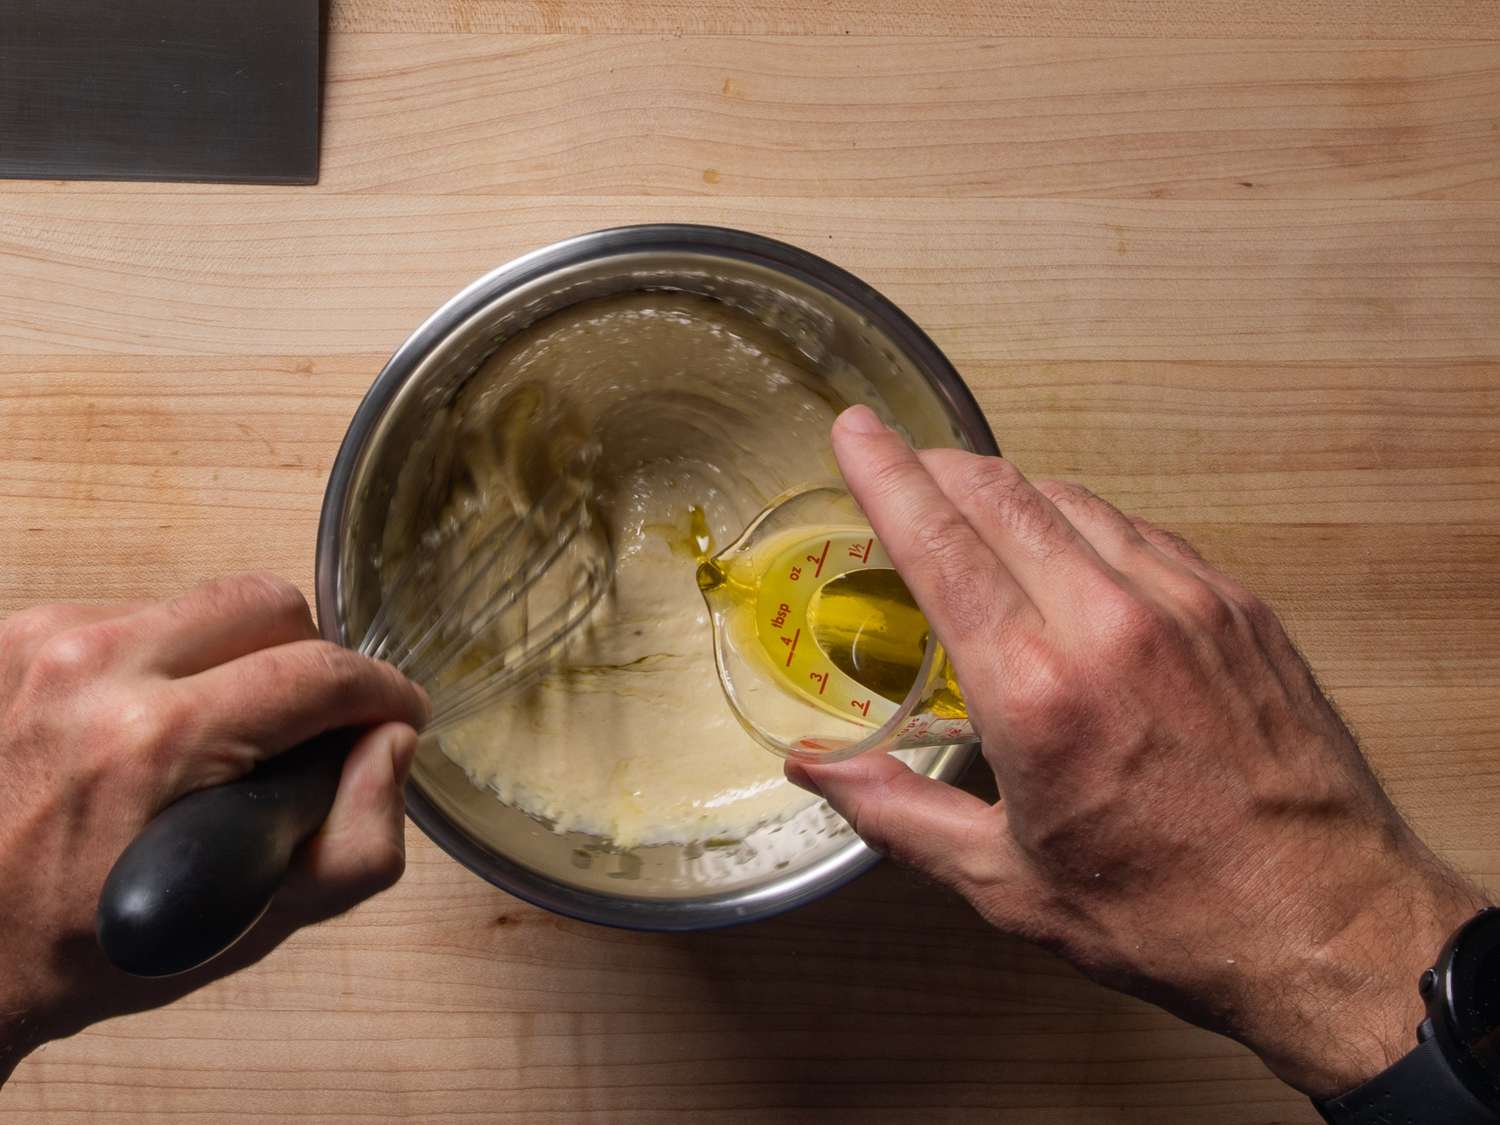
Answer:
[{"left": 0, "top": 1, "right": 1497, "bottom": 1122}]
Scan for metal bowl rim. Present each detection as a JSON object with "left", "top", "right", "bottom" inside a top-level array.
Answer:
[{"left": 314, "top": 223, "right": 998, "bottom": 931}]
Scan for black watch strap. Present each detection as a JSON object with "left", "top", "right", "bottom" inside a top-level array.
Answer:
[{"left": 1316, "top": 1028, "right": 1497, "bottom": 1125}]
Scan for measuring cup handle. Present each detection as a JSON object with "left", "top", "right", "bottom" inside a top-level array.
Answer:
[{"left": 95, "top": 729, "right": 354, "bottom": 977}]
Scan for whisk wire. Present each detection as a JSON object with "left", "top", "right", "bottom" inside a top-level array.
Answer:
[
  {"left": 358, "top": 452, "right": 612, "bottom": 734},
  {"left": 398, "top": 495, "right": 585, "bottom": 686},
  {"left": 425, "top": 559, "right": 612, "bottom": 733},
  {"left": 411, "top": 492, "right": 597, "bottom": 678},
  {"left": 362, "top": 473, "right": 576, "bottom": 667}
]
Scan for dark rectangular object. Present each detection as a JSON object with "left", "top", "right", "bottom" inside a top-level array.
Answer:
[{"left": 0, "top": 0, "right": 319, "bottom": 184}]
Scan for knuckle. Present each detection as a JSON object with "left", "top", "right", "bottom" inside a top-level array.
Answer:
[
  {"left": 303, "top": 641, "right": 364, "bottom": 696},
  {"left": 367, "top": 841, "right": 406, "bottom": 890},
  {"left": 936, "top": 578, "right": 1000, "bottom": 645},
  {"left": 91, "top": 689, "right": 196, "bottom": 781},
  {"left": 843, "top": 792, "right": 897, "bottom": 858},
  {"left": 362, "top": 653, "right": 412, "bottom": 703},
  {"left": 865, "top": 451, "right": 921, "bottom": 502},
  {"left": 1002, "top": 635, "right": 1076, "bottom": 730},
  {"left": 113, "top": 695, "right": 171, "bottom": 757},
  {"left": 1214, "top": 573, "right": 1254, "bottom": 609},
  {"left": 1153, "top": 526, "right": 1204, "bottom": 563},
  {"left": 950, "top": 844, "right": 1002, "bottom": 897},
  {"left": 210, "top": 572, "right": 312, "bottom": 631},
  {"left": 1034, "top": 479, "right": 1091, "bottom": 506},
  {"left": 2, "top": 604, "right": 72, "bottom": 649},
  {"left": 305, "top": 643, "right": 416, "bottom": 718},
  {"left": 29, "top": 626, "right": 114, "bottom": 683},
  {"left": 334, "top": 840, "right": 407, "bottom": 905},
  {"left": 909, "top": 513, "right": 995, "bottom": 641},
  {"left": 244, "top": 571, "right": 311, "bottom": 619},
  {"left": 1178, "top": 579, "right": 1236, "bottom": 632},
  {"left": 912, "top": 508, "right": 977, "bottom": 570},
  {"left": 951, "top": 456, "right": 1027, "bottom": 511},
  {"left": 252, "top": 641, "right": 347, "bottom": 708},
  {"left": 1236, "top": 589, "right": 1279, "bottom": 633},
  {"left": 960, "top": 460, "right": 1064, "bottom": 547},
  {"left": 1168, "top": 531, "right": 1203, "bottom": 560},
  {"left": 1092, "top": 589, "right": 1169, "bottom": 662}
]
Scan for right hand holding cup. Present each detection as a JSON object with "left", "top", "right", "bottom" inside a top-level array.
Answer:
[{"left": 789, "top": 404, "right": 1488, "bottom": 1100}]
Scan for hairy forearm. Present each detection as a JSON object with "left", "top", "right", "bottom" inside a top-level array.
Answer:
[{"left": 1237, "top": 840, "right": 1490, "bottom": 1099}]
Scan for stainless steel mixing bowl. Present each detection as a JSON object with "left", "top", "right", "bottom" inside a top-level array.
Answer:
[{"left": 316, "top": 224, "right": 998, "bottom": 930}]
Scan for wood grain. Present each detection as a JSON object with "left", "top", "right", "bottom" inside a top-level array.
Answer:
[
  {"left": 0, "top": 857, "right": 1325, "bottom": 1124},
  {"left": 2, "top": 197, "right": 1497, "bottom": 361},
  {"left": 2, "top": 2, "right": 1499, "bottom": 1122},
  {"left": 328, "top": 0, "right": 1500, "bottom": 40},
  {"left": 316, "top": 36, "right": 1500, "bottom": 200},
  {"left": 11, "top": 36, "right": 1499, "bottom": 199}
]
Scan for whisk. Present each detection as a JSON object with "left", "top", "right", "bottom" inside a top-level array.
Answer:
[
  {"left": 360, "top": 458, "right": 614, "bottom": 733},
  {"left": 96, "top": 462, "right": 614, "bottom": 977}
]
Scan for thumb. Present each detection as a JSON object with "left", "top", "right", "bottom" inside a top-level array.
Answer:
[{"left": 787, "top": 752, "right": 1007, "bottom": 898}]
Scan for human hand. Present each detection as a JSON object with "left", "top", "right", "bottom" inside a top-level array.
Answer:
[
  {"left": 0, "top": 574, "right": 428, "bottom": 1082},
  {"left": 789, "top": 405, "right": 1489, "bottom": 1100}
]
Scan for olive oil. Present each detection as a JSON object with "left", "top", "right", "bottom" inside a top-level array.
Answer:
[
  {"left": 652, "top": 503, "right": 716, "bottom": 563},
  {"left": 697, "top": 530, "right": 965, "bottom": 724},
  {"left": 807, "top": 569, "right": 965, "bottom": 715}
]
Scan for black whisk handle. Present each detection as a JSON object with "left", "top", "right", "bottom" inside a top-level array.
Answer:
[{"left": 95, "top": 729, "right": 355, "bottom": 977}]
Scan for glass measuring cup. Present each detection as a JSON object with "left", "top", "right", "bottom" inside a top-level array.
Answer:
[{"left": 697, "top": 486, "right": 978, "bottom": 762}]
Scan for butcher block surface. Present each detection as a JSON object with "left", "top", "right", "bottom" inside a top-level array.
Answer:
[{"left": 1, "top": 1, "right": 1498, "bottom": 1121}]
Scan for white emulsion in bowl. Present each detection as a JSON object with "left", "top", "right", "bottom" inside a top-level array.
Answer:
[{"left": 380, "top": 291, "right": 906, "bottom": 849}]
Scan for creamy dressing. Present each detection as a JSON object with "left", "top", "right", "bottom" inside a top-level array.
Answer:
[{"left": 381, "top": 292, "right": 852, "bottom": 847}]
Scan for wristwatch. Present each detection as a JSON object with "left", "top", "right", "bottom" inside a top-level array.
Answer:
[{"left": 1316, "top": 907, "right": 1500, "bottom": 1124}]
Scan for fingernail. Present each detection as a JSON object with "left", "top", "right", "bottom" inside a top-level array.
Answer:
[
  {"left": 784, "top": 762, "right": 825, "bottom": 798},
  {"left": 838, "top": 404, "right": 887, "bottom": 436},
  {"left": 389, "top": 726, "right": 418, "bottom": 787}
]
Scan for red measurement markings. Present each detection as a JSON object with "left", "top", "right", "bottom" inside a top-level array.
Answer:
[
  {"left": 850, "top": 697, "right": 871, "bottom": 717},
  {"left": 809, "top": 670, "right": 829, "bottom": 695},
  {"left": 847, "top": 537, "right": 873, "bottom": 564},
  {"left": 806, "top": 539, "right": 830, "bottom": 578},
  {"left": 781, "top": 627, "right": 800, "bottom": 667},
  {"left": 788, "top": 564, "right": 802, "bottom": 581}
]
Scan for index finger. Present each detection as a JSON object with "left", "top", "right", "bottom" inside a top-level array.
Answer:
[
  {"left": 831, "top": 406, "right": 1038, "bottom": 662},
  {"left": 121, "top": 573, "right": 318, "bottom": 679},
  {"left": 172, "top": 641, "right": 430, "bottom": 783}
]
